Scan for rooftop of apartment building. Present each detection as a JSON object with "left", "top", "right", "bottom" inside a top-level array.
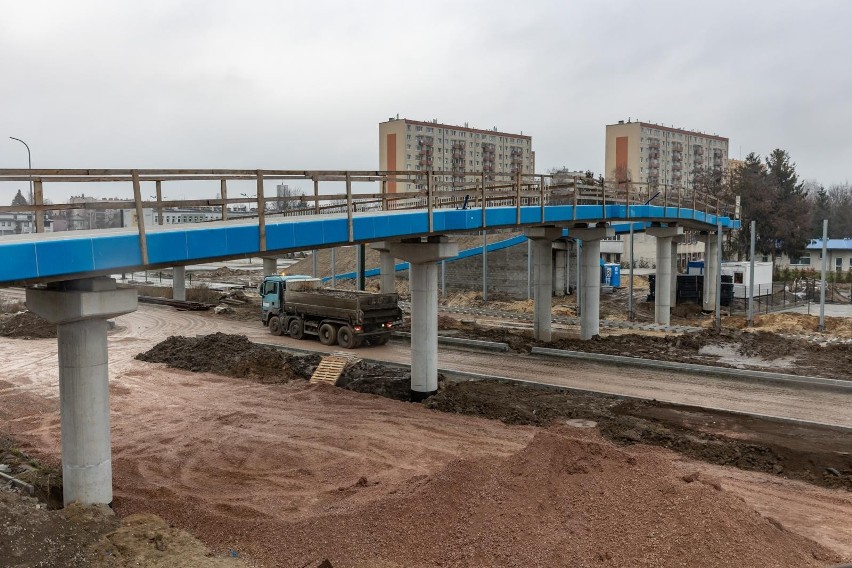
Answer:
[
  {"left": 381, "top": 116, "right": 531, "bottom": 141},
  {"left": 607, "top": 119, "right": 728, "bottom": 142}
]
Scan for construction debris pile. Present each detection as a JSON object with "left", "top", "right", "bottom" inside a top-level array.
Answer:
[
  {"left": 135, "top": 333, "right": 320, "bottom": 382},
  {"left": 0, "top": 310, "right": 57, "bottom": 339}
]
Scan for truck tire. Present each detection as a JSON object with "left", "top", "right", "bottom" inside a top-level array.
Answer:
[
  {"left": 372, "top": 333, "right": 390, "bottom": 346},
  {"left": 318, "top": 323, "right": 337, "bottom": 345},
  {"left": 337, "top": 325, "right": 356, "bottom": 349},
  {"left": 288, "top": 318, "right": 305, "bottom": 340},
  {"left": 268, "top": 316, "right": 283, "bottom": 336}
]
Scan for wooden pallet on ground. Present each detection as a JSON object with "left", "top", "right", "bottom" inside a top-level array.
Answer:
[{"left": 309, "top": 351, "right": 361, "bottom": 385}]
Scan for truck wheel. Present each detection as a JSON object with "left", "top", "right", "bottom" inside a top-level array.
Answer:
[
  {"left": 318, "top": 323, "right": 337, "bottom": 346},
  {"left": 372, "top": 333, "right": 390, "bottom": 346},
  {"left": 288, "top": 318, "right": 305, "bottom": 340},
  {"left": 268, "top": 316, "right": 283, "bottom": 336},
  {"left": 337, "top": 325, "right": 356, "bottom": 349}
]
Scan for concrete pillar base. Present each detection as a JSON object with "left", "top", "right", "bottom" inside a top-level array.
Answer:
[
  {"left": 571, "top": 226, "right": 614, "bottom": 340},
  {"left": 389, "top": 237, "right": 458, "bottom": 399},
  {"left": 647, "top": 226, "right": 683, "bottom": 326},
  {"left": 698, "top": 231, "right": 720, "bottom": 311},
  {"left": 525, "top": 227, "right": 562, "bottom": 342},
  {"left": 26, "top": 277, "right": 137, "bottom": 507},
  {"left": 172, "top": 266, "right": 186, "bottom": 301}
]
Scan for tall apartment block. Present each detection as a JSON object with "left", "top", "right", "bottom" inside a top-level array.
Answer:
[
  {"left": 604, "top": 120, "right": 729, "bottom": 189},
  {"left": 379, "top": 118, "right": 535, "bottom": 193}
]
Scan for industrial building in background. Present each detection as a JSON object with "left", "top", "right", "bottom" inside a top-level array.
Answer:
[
  {"left": 604, "top": 120, "right": 729, "bottom": 189},
  {"left": 379, "top": 117, "right": 535, "bottom": 193}
]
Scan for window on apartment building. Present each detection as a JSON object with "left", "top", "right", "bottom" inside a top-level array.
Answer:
[
  {"left": 406, "top": 135, "right": 411, "bottom": 140},
  {"left": 837, "top": 258, "right": 843, "bottom": 272},
  {"left": 407, "top": 125, "right": 411, "bottom": 131},
  {"left": 416, "top": 126, "right": 422, "bottom": 131}
]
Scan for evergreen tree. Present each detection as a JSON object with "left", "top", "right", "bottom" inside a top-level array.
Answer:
[
  {"left": 765, "top": 149, "right": 810, "bottom": 260},
  {"left": 11, "top": 190, "right": 28, "bottom": 206}
]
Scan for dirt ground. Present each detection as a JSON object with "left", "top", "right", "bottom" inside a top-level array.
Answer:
[
  {"left": 0, "top": 486, "right": 248, "bottom": 567},
  {"left": 2, "top": 298, "right": 852, "bottom": 566}
]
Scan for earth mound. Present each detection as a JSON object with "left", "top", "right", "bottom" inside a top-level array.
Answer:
[
  {"left": 135, "top": 333, "right": 320, "bottom": 382},
  {"left": 278, "top": 429, "right": 839, "bottom": 567},
  {"left": 0, "top": 310, "right": 56, "bottom": 339}
]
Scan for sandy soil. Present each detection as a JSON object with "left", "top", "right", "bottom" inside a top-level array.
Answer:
[{"left": 2, "top": 297, "right": 852, "bottom": 565}]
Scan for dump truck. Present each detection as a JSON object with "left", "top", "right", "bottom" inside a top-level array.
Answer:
[{"left": 259, "top": 275, "right": 402, "bottom": 348}]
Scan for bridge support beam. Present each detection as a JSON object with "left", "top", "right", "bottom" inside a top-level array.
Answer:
[
  {"left": 572, "top": 226, "right": 614, "bottom": 340},
  {"left": 25, "top": 277, "right": 137, "bottom": 506},
  {"left": 647, "top": 226, "right": 684, "bottom": 326},
  {"left": 370, "top": 242, "right": 397, "bottom": 293},
  {"left": 172, "top": 266, "right": 186, "bottom": 301},
  {"left": 698, "top": 231, "right": 720, "bottom": 312},
  {"left": 262, "top": 257, "right": 277, "bottom": 276},
  {"left": 525, "top": 227, "right": 563, "bottom": 341},
  {"left": 389, "top": 237, "right": 458, "bottom": 401}
]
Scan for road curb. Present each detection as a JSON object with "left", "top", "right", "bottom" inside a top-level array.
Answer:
[
  {"left": 530, "top": 346, "right": 852, "bottom": 392},
  {"left": 392, "top": 331, "right": 510, "bottom": 352}
]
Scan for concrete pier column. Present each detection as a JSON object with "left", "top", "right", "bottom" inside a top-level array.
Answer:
[
  {"left": 525, "top": 227, "right": 563, "bottom": 341},
  {"left": 552, "top": 240, "right": 570, "bottom": 297},
  {"left": 571, "top": 226, "right": 614, "bottom": 340},
  {"left": 699, "top": 231, "right": 720, "bottom": 311},
  {"left": 389, "top": 237, "right": 458, "bottom": 400},
  {"left": 172, "top": 266, "right": 186, "bottom": 301},
  {"left": 262, "top": 257, "right": 277, "bottom": 276},
  {"left": 670, "top": 236, "right": 685, "bottom": 308},
  {"left": 647, "top": 226, "right": 683, "bottom": 326},
  {"left": 26, "top": 277, "right": 137, "bottom": 506},
  {"left": 370, "top": 242, "right": 397, "bottom": 293}
]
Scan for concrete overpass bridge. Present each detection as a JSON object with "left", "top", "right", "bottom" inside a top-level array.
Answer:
[{"left": 0, "top": 168, "right": 738, "bottom": 507}]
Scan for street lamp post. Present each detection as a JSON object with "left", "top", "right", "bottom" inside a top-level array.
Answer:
[{"left": 9, "top": 137, "right": 33, "bottom": 205}]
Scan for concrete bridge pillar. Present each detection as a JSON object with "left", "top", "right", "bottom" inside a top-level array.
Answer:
[
  {"left": 671, "top": 236, "right": 685, "bottom": 308},
  {"left": 389, "top": 236, "right": 458, "bottom": 401},
  {"left": 572, "top": 226, "right": 614, "bottom": 340},
  {"left": 370, "top": 242, "right": 397, "bottom": 293},
  {"left": 172, "top": 266, "right": 186, "bottom": 301},
  {"left": 262, "top": 257, "right": 277, "bottom": 276},
  {"left": 648, "top": 226, "right": 684, "bottom": 325},
  {"left": 26, "top": 277, "right": 137, "bottom": 506},
  {"left": 699, "top": 231, "right": 720, "bottom": 311},
  {"left": 552, "top": 239, "right": 571, "bottom": 297},
  {"left": 525, "top": 227, "right": 563, "bottom": 341}
]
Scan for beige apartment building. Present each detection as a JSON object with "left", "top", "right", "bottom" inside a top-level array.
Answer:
[
  {"left": 604, "top": 120, "right": 729, "bottom": 189},
  {"left": 379, "top": 118, "right": 535, "bottom": 193}
]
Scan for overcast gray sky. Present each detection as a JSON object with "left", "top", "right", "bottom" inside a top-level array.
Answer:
[{"left": 1, "top": 0, "right": 851, "bottom": 202}]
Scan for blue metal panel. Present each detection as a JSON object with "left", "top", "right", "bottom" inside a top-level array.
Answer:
[
  {"left": 225, "top": 225, "right": 259, "bottom": 256},
  {"left": 93, "top": 234, "right": 142, "bottom": 270},
  {"left": 187, "top": 227, "right": 228, "bottom": 260},
  {"left": 291, "top": 219, "right": 327, "bottom": 248},
  {"left": 35, "top": 238, "right": 95, "bottom": 277},
  {"left": 0, "top": 242, "right": 38, "bottom": 281},
  {"left": 266, "top": 222, "right": 296, "bottom": 251},
  {"left": 543, "top": 205, "right": 573, "bottom": 223},
  {"left": 485, "top": 207, "right": 515, "bottom": 227},
  {"left": 147, "top": 231, "right": 189, "bottom": 264}
]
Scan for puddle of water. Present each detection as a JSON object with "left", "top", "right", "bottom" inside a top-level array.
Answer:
[{"left": 698, "top": 344, "right": 794, "bottom": 369}]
